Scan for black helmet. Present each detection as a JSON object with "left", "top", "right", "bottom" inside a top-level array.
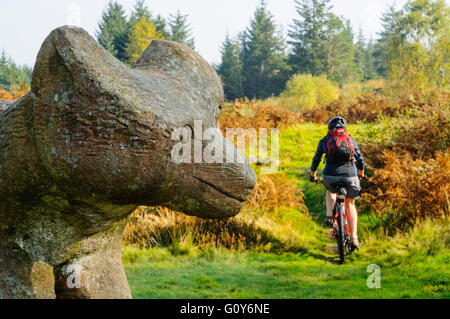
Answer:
[{"left": 328, "top": 116, "right": 347, "bottom": 131}]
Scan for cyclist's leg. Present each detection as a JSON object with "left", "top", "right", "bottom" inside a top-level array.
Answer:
[
  {"left": 323, "top": 175, "right": 338, "bottom": 219},
  {"left": 326, "top": 191, "right": 336, "bottom": 217},
  {"left": 344, "top": 176, "right": 361, "bottom": 241},
  {"left": 345, "top": 198, "right": 358, "bottom": 240}
]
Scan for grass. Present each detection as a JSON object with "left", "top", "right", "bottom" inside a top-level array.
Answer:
[
  {"left": 124, "top": 243, "right": 449, "bottom": 299},
  {"left": 279, "top": 123, "right": 366, "bottom": 219},
  {"left": 122, "top": 123, "right": 450, "bottom": 299}
]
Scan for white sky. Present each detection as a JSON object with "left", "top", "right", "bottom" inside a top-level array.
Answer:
[{"left": 1, "top": 0, "right": 411, "bottom": 67}]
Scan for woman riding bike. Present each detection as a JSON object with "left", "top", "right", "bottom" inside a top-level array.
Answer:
[{"left": 310, "top": 116, "right": 365, "bottom": 252}]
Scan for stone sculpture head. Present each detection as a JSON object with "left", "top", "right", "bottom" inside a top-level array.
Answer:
[{"left": 0, "top": 26, "right": 256, "bottom": 299}]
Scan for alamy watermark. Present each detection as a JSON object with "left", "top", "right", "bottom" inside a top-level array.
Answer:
[
  {"left": 65, "top": 264, "right": 82, "bottom": 289},
  {"left": 367, "top": 264, "right": 381, "bottom": 289},
  {"left": 66, "top": 4, "right": 81, "bottom": 26},
  {"left": 171, "top": 120, "right": 279, "bottom": 174}
]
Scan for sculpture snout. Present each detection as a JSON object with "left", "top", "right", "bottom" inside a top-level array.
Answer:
[
  {"left": 162, "top": 134, "right": 257, "bottom": 219},
  {"left": 193, "top": 161, "right": 256, "bottom": 204}
]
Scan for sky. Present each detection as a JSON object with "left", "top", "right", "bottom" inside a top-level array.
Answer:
[{"left": 0, "top": 0, "right": 411, "bottom": 67}]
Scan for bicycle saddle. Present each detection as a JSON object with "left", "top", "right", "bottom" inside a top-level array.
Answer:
[{"left": 334, "top": 183, "right": 347, "bottom": 200}]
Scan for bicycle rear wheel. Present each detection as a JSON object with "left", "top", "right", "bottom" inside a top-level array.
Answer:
[{"left": 336, "top": 205, "right": 346, "bottom": 264}]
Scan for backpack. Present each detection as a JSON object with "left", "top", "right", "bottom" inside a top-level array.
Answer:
[{"left": 326, "top": 129, "right": 355, "bottom": 164}]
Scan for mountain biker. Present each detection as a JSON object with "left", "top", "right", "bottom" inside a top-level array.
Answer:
[{"left": 310, "top": 116, "right": 365, "bottom": 252}]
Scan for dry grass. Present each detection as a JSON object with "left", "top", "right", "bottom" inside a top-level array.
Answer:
[
  {"left": 123, "top": 207, "right": 306, "bottom": 253},
  {"left": 123, "top": 173, "right": 308, "bottom": 252},
  {"left": 245, "top": 173, "right": 307, "bottom": 213},
  {"left": 362, "top": 152, "right": 450, "bottom": 230},
  {"left": 0, "top": 87, "right": 29, "bottom": 100},
  {"left": 219, "top": 99, "right": 302, "bottom": 132}
]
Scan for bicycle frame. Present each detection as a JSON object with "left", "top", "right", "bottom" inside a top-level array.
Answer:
[
  {"left": 332, "top": 184, "right": 351, "bottom": 264},
  {"left": 333, "top": 187, "right": 350, "bottom": 238},
  {"left": 315, "top": 178, "right": 351, "bottom": 264}
]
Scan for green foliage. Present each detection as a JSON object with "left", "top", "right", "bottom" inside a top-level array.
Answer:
[
  {"left": 95, "top": 0, "right": 181, "bottom": 63},
  {"left": 96, "top": 1, "right": 131, "bottom": 62},
  {"left": 217, "top": 1, "right": 290, "bottom": 100},
  {"left": 378, "top": 0, "right": 450, "bottom": 91},
  {"left": 280, "top": 74, "right": 340, "bottom": 109},
  {"left": 128, "top": 0, "right": 151, "bottom": 28},
  {"left": 216, "top": 34, "right": 244, "bottom": 100},
  {"left": 167, "top": 10, "right": 195, "bottom": 49},
  {"left": 326, "top": 16, "right": 358, "bottom": 84},
  {"left": 287, "top": 0, "right": 359, "bottom": 84},
  {"left": 355, "top": 30, "right": 378, "bottom": 81},
  {"left": 288, "top": 0, "right": 332, "bottom": 76},
  {"left": 241, "top": 0, "right": 290, "bottom": 99},
  {"left": 0, "top": 50, "right": 32, "bottom": 91},
  {"left": 127, "top": 1, "right": 169, "bottom": 41},
  {"left": 154, "top": 14, "right": 170, "bottom": 39}
]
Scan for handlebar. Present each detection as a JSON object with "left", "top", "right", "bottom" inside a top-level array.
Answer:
[
  {"left": 310, "top": 176, "right": 368, "bottom": 184},
  {"left": 309, "top": 177, "right": 323, "bottom": 184}
]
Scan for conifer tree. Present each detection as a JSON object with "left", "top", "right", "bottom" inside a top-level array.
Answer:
[
  {"left": 167, "top": 10, "right": 195, "bottom": 49},
  {"left": 129, "top": 0, "right": 152, "bottom": 28},
  {"left": 326, "top": 16, "right": 358, "bottom": 84},
  {"left": 154, "top": 14, "right": 170, "bottom": 38},
  {"left": 355, "top": 29, "right": 378, "bottom": 81},
  {"left": 241, "top": 0, "right": 290, "bottom": 99},
  {"left": 217, "top": 34, "right": 244, "bottom": 100},
  {"left": 96, "top": 1, "right": 131, "bottom": 62},
  {"left": 0, "top": 51, "right": 32, "bottom": 91},
  {"left": 288, "top": 0, "right": 332, "bottom": 75},
  {"left": 354, "top": 27, "right": 368, "bottom": 81}
]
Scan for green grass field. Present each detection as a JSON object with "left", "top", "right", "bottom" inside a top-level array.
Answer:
[{"left": 123, "top": 123, "right": 450, "bottom": 299}]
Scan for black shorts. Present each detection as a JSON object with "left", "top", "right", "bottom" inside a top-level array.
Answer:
[{"left": 323, "top": 175, "right": 361, "bottom": 199}]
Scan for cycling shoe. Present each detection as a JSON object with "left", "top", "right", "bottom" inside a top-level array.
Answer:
[
  {"left": 324, "top": 215, "right": 334, "bottom": 227},
  {"left": 350, "top": 238, "right": 360, "bottom": 252}
]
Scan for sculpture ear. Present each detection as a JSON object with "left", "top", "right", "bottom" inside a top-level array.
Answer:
[
  {"left": 133, "top": 40, "right": 224, "bottom": 103},
  {"left": 31, "top": 26, "right": 131, "bottom": 101}
]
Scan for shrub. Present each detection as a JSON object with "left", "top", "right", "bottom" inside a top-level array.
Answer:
[
  {"left": 360, "top": 106, "right": 450, "bottom": 231},
  {"left": 0, "top": 85, "right": 30, "bottom": 100},
  {"left": 362, "top": 152, "right": 449, "bottom": 231},
  {"left": 219, "top": 99, "right": 302, "bottom": 132},
  {"left": 340, "top": 82, "right": 364, "bottom": 105},
  {"left": 301, "top": 92, "right": 393, "bottom": 124},
  {"left": 301, "top": 87, "right": 450, "bottom": 124},
  {"left": 361, "top": 107, "right": 450, "bottom": 168},
  {"left": 280, "top": 74, "right": 340, "bottom": 110},
  {"left": 0, "top": 88, "right": 13, "bottom": 100}
]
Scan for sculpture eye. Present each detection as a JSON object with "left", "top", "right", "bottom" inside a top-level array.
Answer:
[{"left": 218, "top": 104, "right": 223, "bottom": 112}]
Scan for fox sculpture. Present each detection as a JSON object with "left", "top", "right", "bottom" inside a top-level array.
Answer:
[{"left": 0, "top": 26, "right": 256, "bottom": 299}]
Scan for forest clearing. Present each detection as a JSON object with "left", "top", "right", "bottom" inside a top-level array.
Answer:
[{"left": 0, "top": 0, "right": 448, "bottom": 301}]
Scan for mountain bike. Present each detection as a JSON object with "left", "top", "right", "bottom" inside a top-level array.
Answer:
[
  {"left": 330, "top": 182, "right": 351, "bottom": 264},
  {"left": 314, "top": 178, "right": 351, "bottom": 264}
]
